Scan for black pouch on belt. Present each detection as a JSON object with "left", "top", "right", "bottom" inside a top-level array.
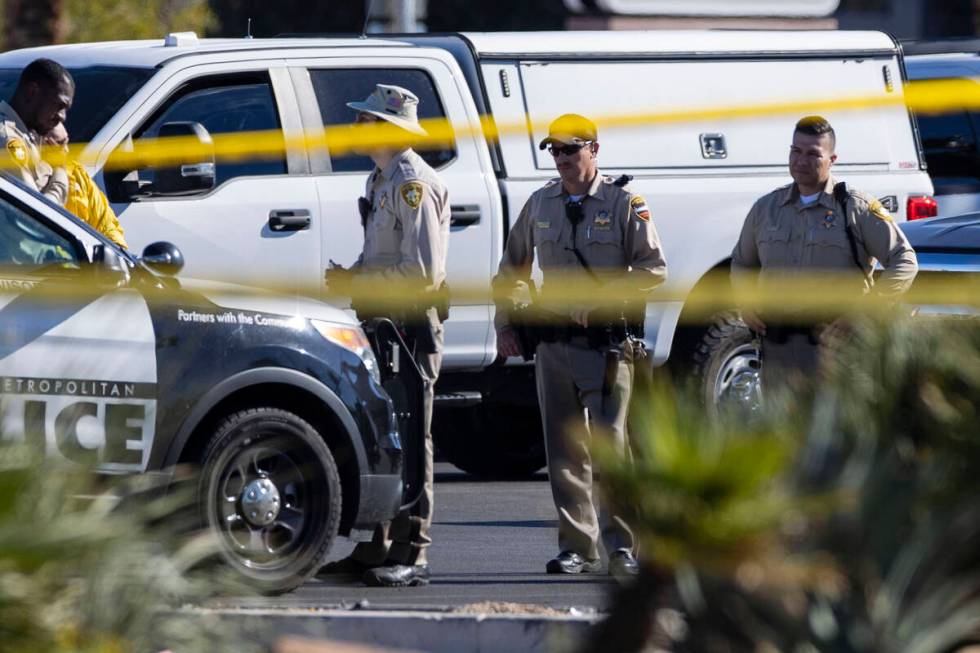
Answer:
[
  {"left": 357, "top": 196, "right": 371, "bottom": 229},
  {"left": 602, "top": 347, "right": 622, "bottom": 398}
]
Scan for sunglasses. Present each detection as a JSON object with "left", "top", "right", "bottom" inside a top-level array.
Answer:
[{"left": 548, "top": 142, "right": 592, "bottom": 157}]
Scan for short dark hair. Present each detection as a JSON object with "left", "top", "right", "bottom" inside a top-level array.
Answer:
[
  {"left": 15, "top": 58, "right": 73, "bottom": 93},
  {"left": 794, "top": 115, "right": 836, "bottom": 150}
]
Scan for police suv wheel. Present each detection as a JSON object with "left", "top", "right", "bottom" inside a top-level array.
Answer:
[
  {"left": 200, "top": 408, "right": 341, "bottom": 594},
  {"left": 692, "top": 312, "right": 762, "bottom": 415}
]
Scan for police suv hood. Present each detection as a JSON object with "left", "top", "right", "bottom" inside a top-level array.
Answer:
[
  {"left": 901, "top": 212, "right": 980, "bottom": 251},
  {"left": 177, "top": 278, "right": 357, "bottom": 325}
]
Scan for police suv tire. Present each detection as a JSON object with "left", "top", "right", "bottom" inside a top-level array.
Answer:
[
  {"left": 691, "top": 312, "right": 761, "bottom": 412},
  {"left": 433, "top": 405, "right": 546, "bottom": 479},
  {"left": 200, "top": 408, "right": 341, "bottom": 594}
]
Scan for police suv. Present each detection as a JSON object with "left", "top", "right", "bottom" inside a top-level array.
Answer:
[
  {"left": 0, "top": 173, "right": 415, "bottom": 593},
  {"left": 0, "top": 30, "right": 936, "bottom": 477}
]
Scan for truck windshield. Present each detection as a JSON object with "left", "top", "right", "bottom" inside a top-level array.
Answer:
[{"left": 0, "top": 66, "right": 154, "bottom": 143}]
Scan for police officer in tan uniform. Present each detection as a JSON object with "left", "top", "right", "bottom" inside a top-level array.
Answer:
[
  {"left": 321, "top": 84, "right": 450, "bottom": 588},
  {"left": 0, "top": 59, "right": 74, "bottom": 205},
  {"left": 731, "top": 115, "right": 917, "bottom": 391},
  {"left": 494, "top": 114, "right": 667, "bottom": 579}
]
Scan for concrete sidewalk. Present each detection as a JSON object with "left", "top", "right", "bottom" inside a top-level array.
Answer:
[{"left": 189, "top": 604, "right": 600, "bottom": 653}]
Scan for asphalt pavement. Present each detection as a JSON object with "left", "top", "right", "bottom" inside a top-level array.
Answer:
[{"left": 223, "top": 463, "right": 618, "bottom": 612}]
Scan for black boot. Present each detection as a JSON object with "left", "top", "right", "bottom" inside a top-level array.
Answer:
[
  {"left": 363, "top": 563, "right": 431, "bottom": 587},
  {"left": 608, "top": 550, "right": 639, "bottom": 581},
  {"left": 546, "top": 550, "right": 601, "bottom": 574},
  {"left": 316, "top": 556, "right": 375, "bottom": 580}
]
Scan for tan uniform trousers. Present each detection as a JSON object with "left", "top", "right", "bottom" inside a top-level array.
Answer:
[
  {"left": 352, "top": 313, "right": 443, "bottom": 566},
  {"left": 536, "top": 338, "right": 634, "bottom": 561},
  {"left": 761, "top": 331, "right": 820, "bottom": 396}
]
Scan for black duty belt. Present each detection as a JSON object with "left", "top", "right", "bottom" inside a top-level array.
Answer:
[{"left": 765, "top": 324, "right": 820, "bottom": 345}]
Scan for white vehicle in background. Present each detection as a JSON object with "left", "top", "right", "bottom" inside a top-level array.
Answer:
[
  {"left": 0, "top": 30, "right": 935, "bottom": 477},
  {"left": 903, "top": 42, "right": 980, "bottom": 218}
]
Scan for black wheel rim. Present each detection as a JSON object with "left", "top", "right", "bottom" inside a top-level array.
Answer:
[{"left": 210, "top": 431, "right": 325, "bottom": 572}]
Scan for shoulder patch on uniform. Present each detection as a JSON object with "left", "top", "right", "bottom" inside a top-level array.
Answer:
[
  {"left": 6, "top": 138, "right": 27, "bottom": 164},
  {"left": 397, "top": 158, "right": 418, "bottom": 178},
  {"left": 400, "top": 181, "right": 425, "bottom": 210},
  {"left": 868, "top": 198, "right": 893, "bottom": 222},
  {"left": 630, "top": 195, "right": 651, "bottom": 222}
]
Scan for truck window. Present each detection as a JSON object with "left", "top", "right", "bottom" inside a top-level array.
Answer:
[
  {"left": 134, "top": 75, "right": 287, "bottom": 190},
  {"left": 308, "top": 68, "right": 456, "bottom": 173},
  {"left": 0, "top": 66, "right": 154, "bottom": 144},
  {"left": 918, "top": 111, "right": 980, "bottom": 181}
]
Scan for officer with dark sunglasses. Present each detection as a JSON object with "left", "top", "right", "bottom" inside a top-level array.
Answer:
[{"left": 492, "top": 114, "right": 667, "bottom": 580}]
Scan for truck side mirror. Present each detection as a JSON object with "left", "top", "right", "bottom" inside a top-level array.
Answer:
[
  {"left": 140, "top": 241, "right": 185, "bottom": 276},
  {"left": 152, "top": 122, "right": 216, "bottom": 195}
]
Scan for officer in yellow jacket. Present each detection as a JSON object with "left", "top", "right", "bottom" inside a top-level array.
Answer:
[{"left": 43, "top": 122, "right": 127, "bottom": 248}]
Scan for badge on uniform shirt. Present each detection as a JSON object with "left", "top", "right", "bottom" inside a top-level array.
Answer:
[
  {"left": 593, "top": 210, "right": 612, "bottom": 230},
  {"left": 379, "top": 192, "right": 387, "bottom": 209},
  {"left": 868, "top": 199, "right": 893, "bottom": 222},
  {"left": 535, "top": 220, "right": 551, "bottom": 229},
  {"left": 6, "top": 138, "right": 27, "bottom": 164},
  {"left": 824, "top": 210, "right": 836, "bottom": 229},
  {"left": 630, "top": 195, "right": 651, "bottom": 222},
  {"left": 400, "top": 181, "right": 424, "bottom": 210}
]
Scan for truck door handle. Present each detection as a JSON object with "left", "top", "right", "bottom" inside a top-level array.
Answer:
[
  {"left": 268, "top": 209, "right": 311, "bottom": 232},
  {"left": 450, "top": 205, "right": 481, "bottom": 228}
]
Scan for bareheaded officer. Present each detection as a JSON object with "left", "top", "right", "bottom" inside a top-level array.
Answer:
[
  {"left": 494, "top": 114, "right": 667, "bottom": 578},
  {"left": 731, "top": 115, "right": 917, "bottom": 390},
  {"left": 1, "top": 58, "right": 74, "bottom": 205},
  {"left": 321, "top": 84, "right": 450, "bottom": 588}
]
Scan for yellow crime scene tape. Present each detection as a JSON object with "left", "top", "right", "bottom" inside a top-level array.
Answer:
[
  {"left": 17, "top": 77, "right": 980, "bottom": 170},
  {"left": 11, "top": 271, "right": 980, "bottom": 319},
  {"left": 2, "top": 77, "right": 979, "bottom": 316}
]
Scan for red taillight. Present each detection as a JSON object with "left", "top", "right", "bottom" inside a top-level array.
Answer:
[{"left": 907, "top": 195, "right": 938, "bottom": 221}]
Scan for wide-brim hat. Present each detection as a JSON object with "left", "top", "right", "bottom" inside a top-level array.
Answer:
[
  {"left": 347, "top": 84, "right": 428, "bottom": 136},
  {"left": 538, "top": 113, "right": 598, "bottom": 149}
]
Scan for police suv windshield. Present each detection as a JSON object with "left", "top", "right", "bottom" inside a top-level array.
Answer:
[{"left": 0, "top": 66, "right": 154, "bottom": 143}]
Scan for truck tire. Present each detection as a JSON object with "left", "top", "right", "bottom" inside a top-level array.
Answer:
[
  {"left": 691, "top": 312, "right": 762, "bottom": 415},
  {"left": 434, "top": 405, "right": 546, "bottom": 478},
  {"left": 199, "top": 407, "right": 341, "bottom": 594}
]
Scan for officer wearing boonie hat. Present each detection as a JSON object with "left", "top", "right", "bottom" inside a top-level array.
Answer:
[
  {"left": 320, "top": 84, "right": 449, "bottom": 588},
  {"left": 346, "top": 83, "right": 429, "bottom": 136},
  {"left": 493, "top": 113, "right": 667, "bottom": 580}
]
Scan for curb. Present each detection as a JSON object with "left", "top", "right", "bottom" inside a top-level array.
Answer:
[{"left": 186, "top": 607, "right": 601, "bottom": 653}]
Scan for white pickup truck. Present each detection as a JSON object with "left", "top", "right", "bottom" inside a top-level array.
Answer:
[{"left": 0, "top": 30, "right": 935, "bottom": 476}]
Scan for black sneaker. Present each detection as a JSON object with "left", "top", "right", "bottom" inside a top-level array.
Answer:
[
  {"left": 363, "top": 563, "right": 431, "bottom": 587},
  {"left": 608, "top": 550, "right": 639, "bottom": 581},
  {"left": 546, "top": 550, "right": 601, "bottom": 574},
  {"left": 316, "top": 556, "right": 375, "bottom": 580}
]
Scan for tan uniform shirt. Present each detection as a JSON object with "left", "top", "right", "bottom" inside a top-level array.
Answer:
[
  {"left": 0, "top": 101, "right": 68, "bottom": 205},
  {"left": 731, "top": 176, "right": 918, "bottom": 315},
  {"left": 494, "top": 172, "right": 668, "bottom": 331},
  {"left": 353, "top": 148, "right": 450, "bottom": 295}
]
